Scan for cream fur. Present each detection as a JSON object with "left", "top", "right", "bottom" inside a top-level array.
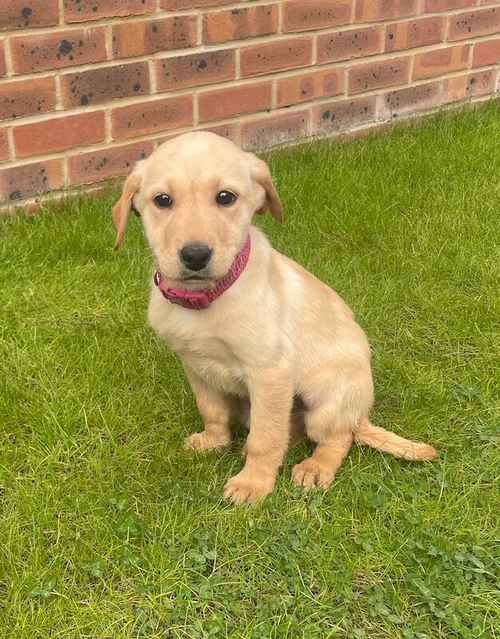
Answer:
[{"left": 113, "top": 131, "right": 437, "bottom": 505}]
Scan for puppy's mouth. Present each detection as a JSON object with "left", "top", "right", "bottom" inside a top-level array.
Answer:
[
  {"left": 156, "top": 265, "right": 215, "bottom": 288},
  {"left": 181, "top": 273, "right": 208, "bottom": 281},
  {"left": 180, "top": 271, "right": 213, "bottom": 285},
  {"left": 157, "top": 257, "right": 235, "bottom": 288},
  {"left": 174, "top": 271, "right": 219, "bottom": 290}
]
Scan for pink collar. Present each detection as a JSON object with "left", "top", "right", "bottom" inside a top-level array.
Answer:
[{"left": 154, "top": 234, "right": 251, "bottom": 310}]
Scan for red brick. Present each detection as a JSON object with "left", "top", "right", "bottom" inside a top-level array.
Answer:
[
  {"left": 199, "top": 123, "right": 241, "bottom": 145},
  {"left": 0, "top": 129, "right": 9, "bottom": 162},
  {"left": 385, "top": 17, "right": 445, "bottom": 52},
  {"left": 0, "top": 44, "right": 6, "bottom": 77},
  {"left": 448, "top": 8, "right": 500, "bottom": 41},
  {"left": 112, "top": 16, "right": 197, "bottom": 59},
  {"left": 383, "top": 81, "right": 442, "bottom": 117},
  {"left": 464, "top": 70, "right": 496, "bottom": 97},
  {"left": 11, "top": 28, "right": 106, "bottom": 75},
  {"left": 473, "top": 39, "right": 500, "bottom": 68},
  {"left": 0, "top": 0, "right": 58, "bottom": 31},
  {"left": 61, "top": 62, "right": 149, "bottom": 108},
  {"left": 355, "top": 0, "right": 418, "bottom": 22},
  {"left": 283, "top": 0, "right": 351, "bottom": 33},
  {"left": 112, "top": 96, "right": 193, "bottom": 140},
  {"left": 240, "top": 38, "right": 313, "bottom": 78},
  {"left": 204, "top": 5, "right": 278, "bottom": 44},
  {"left": 442, "top": 76, "right": 467, "bottom": 103},
  {"left": 277, "top": 68, "right": 344, "bottom": 108},
  {"left": 0, "top": 160, "right": 63, "bottom": 202},
  {"left": 317, "top": 26, "right": 383, "bottom": 64},
  {"left": 313, "top": 96, "right": 377, "bottom": 134},
  {"left": 14, "top": 112, "right": 105, "bottom": 158},
  {"left": 0, "top": 77, "right": 56, "bottom": 122},
  {"left": 413, "top": 45, "right": 470, "bottom": 80},
  {"left": 162, "top": 0, "right": 233, "bottom": 8},
  {"left": 199, "top": 82, "right": 272, "bottom": 123},
  {"left": 348, "top": 57, "right": 410, "bottom": 95},
  {"left": 424, "top": 0, "right": 474, "bottom": 11},
  {"left": 69, "top": 140, "right": 154, "bottom": 185},
  {"left": 444, "top": 70, "right": 496, "bottom": 103},
  {"left": 64, "top": 0, "right": 155, "bottom": 23},
  {"left": 242, "top": 111, "right": 310, "bottom": 151},
  {"left": 156, "top": 50, "right": 235, "bottom": 93}
]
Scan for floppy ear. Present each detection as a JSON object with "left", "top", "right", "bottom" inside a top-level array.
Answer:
[
  {"left": 247, "top": 153, "right": 283, "bottom": 222},
  {"left": 112, "top": 164, "right": 144, "bottom": 250}
]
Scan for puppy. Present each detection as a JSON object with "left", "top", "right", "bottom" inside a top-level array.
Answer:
[{"left": 112, "top": 132, "right": 437, "bottom": 505}]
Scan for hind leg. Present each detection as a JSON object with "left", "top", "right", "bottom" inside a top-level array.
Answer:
[
  {"left": 292, "top": 405, "right": 353, "bottom": 489},
  {"left": 292, "top": 367, "right": 373, "bottom": 490}
]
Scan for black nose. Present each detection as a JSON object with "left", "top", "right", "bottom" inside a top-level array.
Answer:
[{"left": 179, "top": 243, "right": 213, "bottom": 271}]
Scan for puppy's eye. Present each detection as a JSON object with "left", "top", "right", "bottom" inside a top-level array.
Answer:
[
  {"left": 216, "top": 190, "right": 237, "bottom": 207},
  {"left": 153, "top": 193, "right": 173, "bottom": 209}
]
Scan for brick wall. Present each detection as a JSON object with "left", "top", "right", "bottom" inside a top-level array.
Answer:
[{"left": 0, "top": 0, "right": 499, "bottom": 207}]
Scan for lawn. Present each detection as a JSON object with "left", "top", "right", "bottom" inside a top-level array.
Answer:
[{"left": 1, "top": 102, "right": 499, "bottom": 639}]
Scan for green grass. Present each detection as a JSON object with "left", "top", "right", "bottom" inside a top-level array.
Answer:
[{"left": 1, "top": 102, "right": 499, "bottom": 639}]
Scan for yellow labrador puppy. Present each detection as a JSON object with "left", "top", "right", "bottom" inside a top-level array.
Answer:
[{"left": 112, "top": 131, "right": 437, "bottom": 505}]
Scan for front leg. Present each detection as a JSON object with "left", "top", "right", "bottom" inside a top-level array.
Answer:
[
  {"left": 183, "top": 368, "right": 232, "bottom": 452},
  {"left": 224, "top": 367, "right": 293, "bottom": 505}
]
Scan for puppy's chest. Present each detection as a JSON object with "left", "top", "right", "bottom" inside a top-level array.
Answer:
[
  {"left": 186, "top": 353, "right": 247, "bottom": 396},
  {"left": 149, "top": 302, "right": 247, "bottom": 396},
  {"left": 179, "top": 338, "right": 247, "bottom": 396}
]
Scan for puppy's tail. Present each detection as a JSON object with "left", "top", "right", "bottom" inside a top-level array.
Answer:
[{"left": 354, "top": 419, "right": 438, "bottom": 461}]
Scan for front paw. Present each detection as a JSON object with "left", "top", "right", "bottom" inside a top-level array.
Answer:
[
  {"left": 223, "top": 472, "right": 275, "bottom": 505},
  {"left": 184, "top": 431, "right": 231, "bottom": 452}
]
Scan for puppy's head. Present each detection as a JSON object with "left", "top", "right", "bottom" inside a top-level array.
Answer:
[{"left": 112, "top": 132, "right": 282, "bottom": 287}]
